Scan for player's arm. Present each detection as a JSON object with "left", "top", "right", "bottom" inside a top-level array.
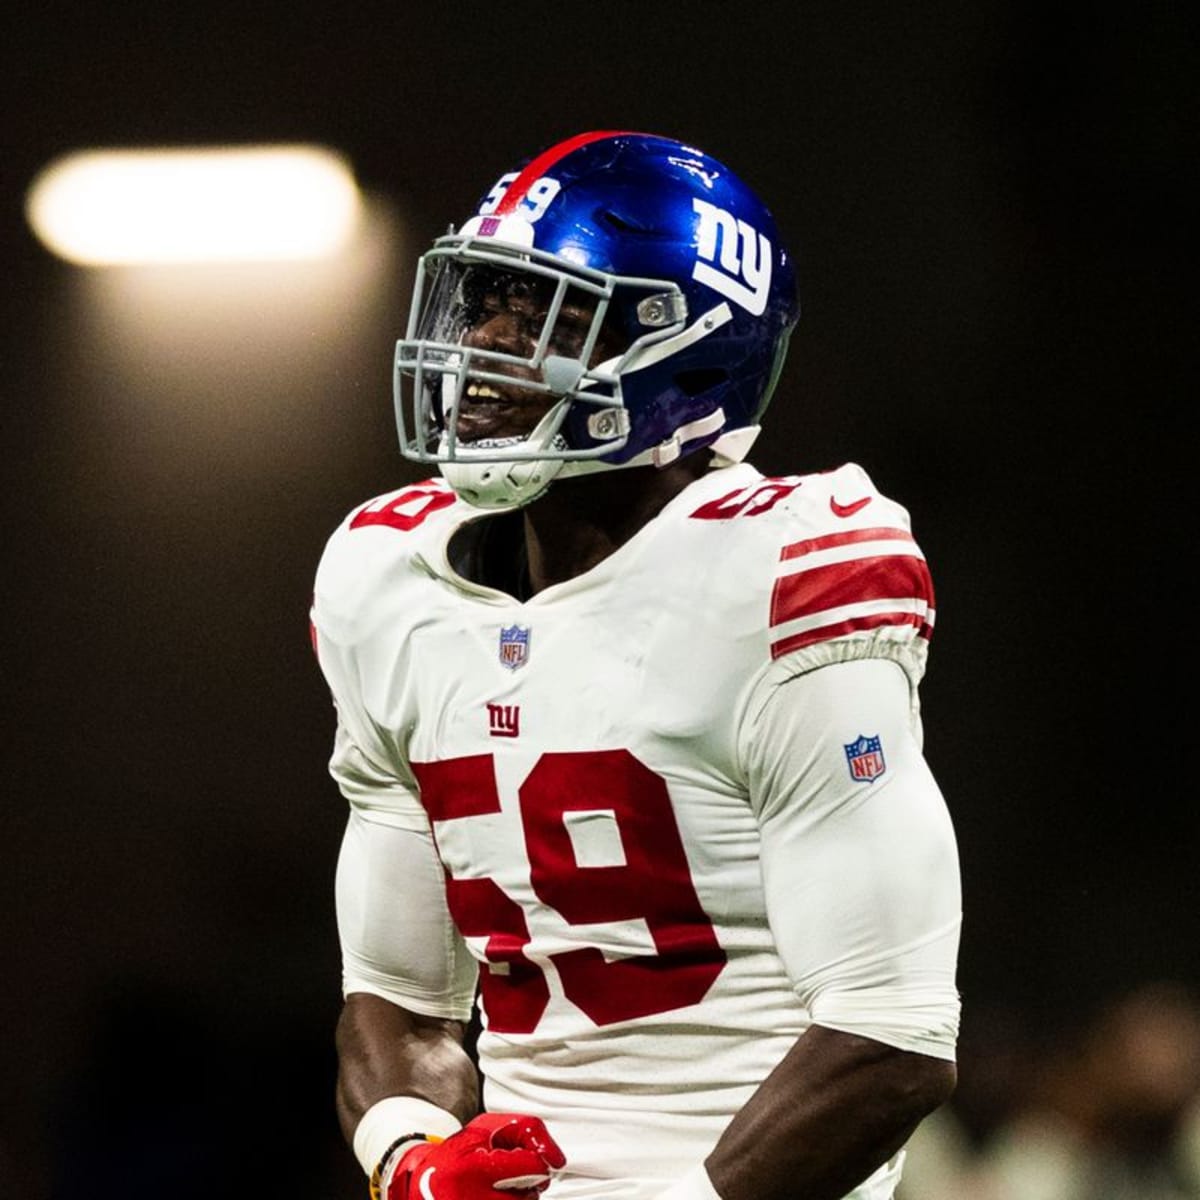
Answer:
[
  {"left": 331, "top": 744, "right": 565, "bottom": 1200},
  {"left": 704, "top": 1027, "right": 954, "bottom": 1200},
  {"left": 310, "top": 566, "right": 561, "bottom": 1194},
  {"left": 333, "top": 799, "right": 478, "bottom": 1158},
  {"left": 700, "top": 656, "right": 961, "bottom": 1200},
  {"left": 336, "top": 988, "right": 563, "bottom": 1200},
  {"left": 335, "top": 992, "right": 477, "bottom": 1147}
]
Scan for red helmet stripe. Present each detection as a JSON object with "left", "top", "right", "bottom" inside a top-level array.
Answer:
[{"left": 495, "top": 130, "right": 635, "bottom": 215}]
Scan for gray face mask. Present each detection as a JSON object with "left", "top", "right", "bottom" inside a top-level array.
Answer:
[{"left": 393, "top": 234, "right": 694, "bottom": 501}]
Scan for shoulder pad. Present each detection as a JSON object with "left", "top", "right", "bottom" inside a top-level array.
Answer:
[
  {"left": 342, "top": 477, "right": 459, "bottom": 535},
  {"left": 764, "top": 463, "right": 935, "bottom": 662},
  {"left": 314, "top": 477, "right": 463, "bottom": 641}
]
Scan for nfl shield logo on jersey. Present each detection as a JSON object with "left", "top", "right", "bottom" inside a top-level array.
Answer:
[
  {"left": 844, "top": 734, "right": 886, "bottom": 783},
  {"left": 498, "top": 624, "right": 531, "bottom": 670}
]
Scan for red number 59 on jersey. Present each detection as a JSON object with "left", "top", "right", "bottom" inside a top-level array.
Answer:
[{"left": 411, "top": 750, "right": 727, "bottom": 1033}]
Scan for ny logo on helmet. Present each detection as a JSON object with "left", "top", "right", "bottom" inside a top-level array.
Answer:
[{"left": 691, "top": 198, "right": 773, "bottom": 317}]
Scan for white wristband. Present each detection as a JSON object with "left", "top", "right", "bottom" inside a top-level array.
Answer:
[
  {"left": 352, "top": 1095, "right": 463, "bottom": 1176},
  {"left": 654, "top": 1164, "right": 723, "bottom": 1200}
]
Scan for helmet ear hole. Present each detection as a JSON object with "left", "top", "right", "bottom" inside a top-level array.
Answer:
[{"left": 676, "top": 367, "right": 729, "bottom": 397}]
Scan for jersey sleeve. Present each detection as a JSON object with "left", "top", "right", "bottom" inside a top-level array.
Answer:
[
  {"left": 310, "top": 496, "right": 432, "bottom": 826},
  {"left": 313, "top": 502, "right": 478, "bottom": 1020},
  {"left": 326, "top": 693, "right": 478, "bottom": 1020},
  {"left": 740, "top": 656, "right": 962, "bottom": 1060},
  {"left": 336, "top": 803, "right": 478, "bottom": 1020}
]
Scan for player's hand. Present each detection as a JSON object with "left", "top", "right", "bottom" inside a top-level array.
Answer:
[{"left": 384, "top": 1113, "right": 566, "bottom": 1200}]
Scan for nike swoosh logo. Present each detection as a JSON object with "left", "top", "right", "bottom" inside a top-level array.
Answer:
[
  {"left": 419, "top": 1167, "right": 438, "bottom": 1200},
  {"left": 830, "top": 495, "right": 872, "bottom": 518}
]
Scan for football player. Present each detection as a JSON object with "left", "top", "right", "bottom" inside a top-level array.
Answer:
[{"left": 311, "top": 130, "right": 962, "bottom": 1200}]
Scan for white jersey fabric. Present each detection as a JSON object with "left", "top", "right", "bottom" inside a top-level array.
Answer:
[{"left": 312, "top": 461, "right": 962, "bottom": 1200}]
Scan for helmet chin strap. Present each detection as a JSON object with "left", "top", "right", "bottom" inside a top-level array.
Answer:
[
  {"left": 441, "top": 412, "right": 760, "bottom": 510},
  {"left": 439, "top": 453, "right": 566, "bottom": 510},
  {"left": 438, "top": 405, "right": 569, "bottom": 510},
  {"left": 438, "top": 316, "right": 761, "bottom": 507},
  {"left": 558, "top": 411, "right": 757, "bottom": 475}
]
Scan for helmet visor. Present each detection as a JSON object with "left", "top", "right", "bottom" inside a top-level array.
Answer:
[{"left": 416, "top": 261, "right": 611, "bottom": 363}]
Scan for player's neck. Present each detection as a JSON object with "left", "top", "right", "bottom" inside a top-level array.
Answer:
[{"left": 521, "top": 456, "right": 710, "bottom": 594}]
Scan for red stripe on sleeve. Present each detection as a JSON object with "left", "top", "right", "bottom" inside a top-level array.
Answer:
[
  {"left": 779, "top": 526, "right": 915, "bottom": 562},
  {"left": 495, "top": 130, "right": 635, "bottom": 215},
  {"left": 769, "top": 554, "right": 934, "bottom": 628}
]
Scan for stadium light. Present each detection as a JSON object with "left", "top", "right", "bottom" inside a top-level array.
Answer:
[{"left": 25, "top": 144, "right": 363, "bottom": 265}]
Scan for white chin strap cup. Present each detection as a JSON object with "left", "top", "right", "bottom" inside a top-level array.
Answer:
[
  {"left": 438, "top": 406, "right": 570, "bottom": 510},
  {"left": 441, "top": 455, "right": 565, "bottom": 510}
]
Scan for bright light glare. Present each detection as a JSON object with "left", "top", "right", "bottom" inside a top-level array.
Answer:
[{"left": 26, "top": 144, "right": 363, "bottom": 265}]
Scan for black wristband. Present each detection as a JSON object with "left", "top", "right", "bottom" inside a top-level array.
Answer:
[{"left": 368, "top": 1133, "right": 431, "bottom": 1200}]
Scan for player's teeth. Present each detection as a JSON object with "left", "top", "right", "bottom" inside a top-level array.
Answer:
[{"left": 467, "top": 384, "right": 503, "bottom": 400}]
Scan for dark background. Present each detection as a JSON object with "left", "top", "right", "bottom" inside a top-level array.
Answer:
[{"left": 1, "top": 3, "right": 1194, "bottom": 1197}]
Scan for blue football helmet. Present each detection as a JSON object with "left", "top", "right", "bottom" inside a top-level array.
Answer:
[{"left": 394, "top": 130, "right": 800, "bottom": 508}]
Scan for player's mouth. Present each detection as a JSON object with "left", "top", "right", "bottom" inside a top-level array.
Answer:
[{"left": 456, "top": 380, "right": 552, "bottom": 442}]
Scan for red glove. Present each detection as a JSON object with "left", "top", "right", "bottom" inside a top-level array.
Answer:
[{"left": 384, "top": 1113, "right": 567, "bottom": 1200}]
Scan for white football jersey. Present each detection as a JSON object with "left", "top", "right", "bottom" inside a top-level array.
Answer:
[{"left": 312, "top": 461, "right": 953, "bottom": 1200}]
